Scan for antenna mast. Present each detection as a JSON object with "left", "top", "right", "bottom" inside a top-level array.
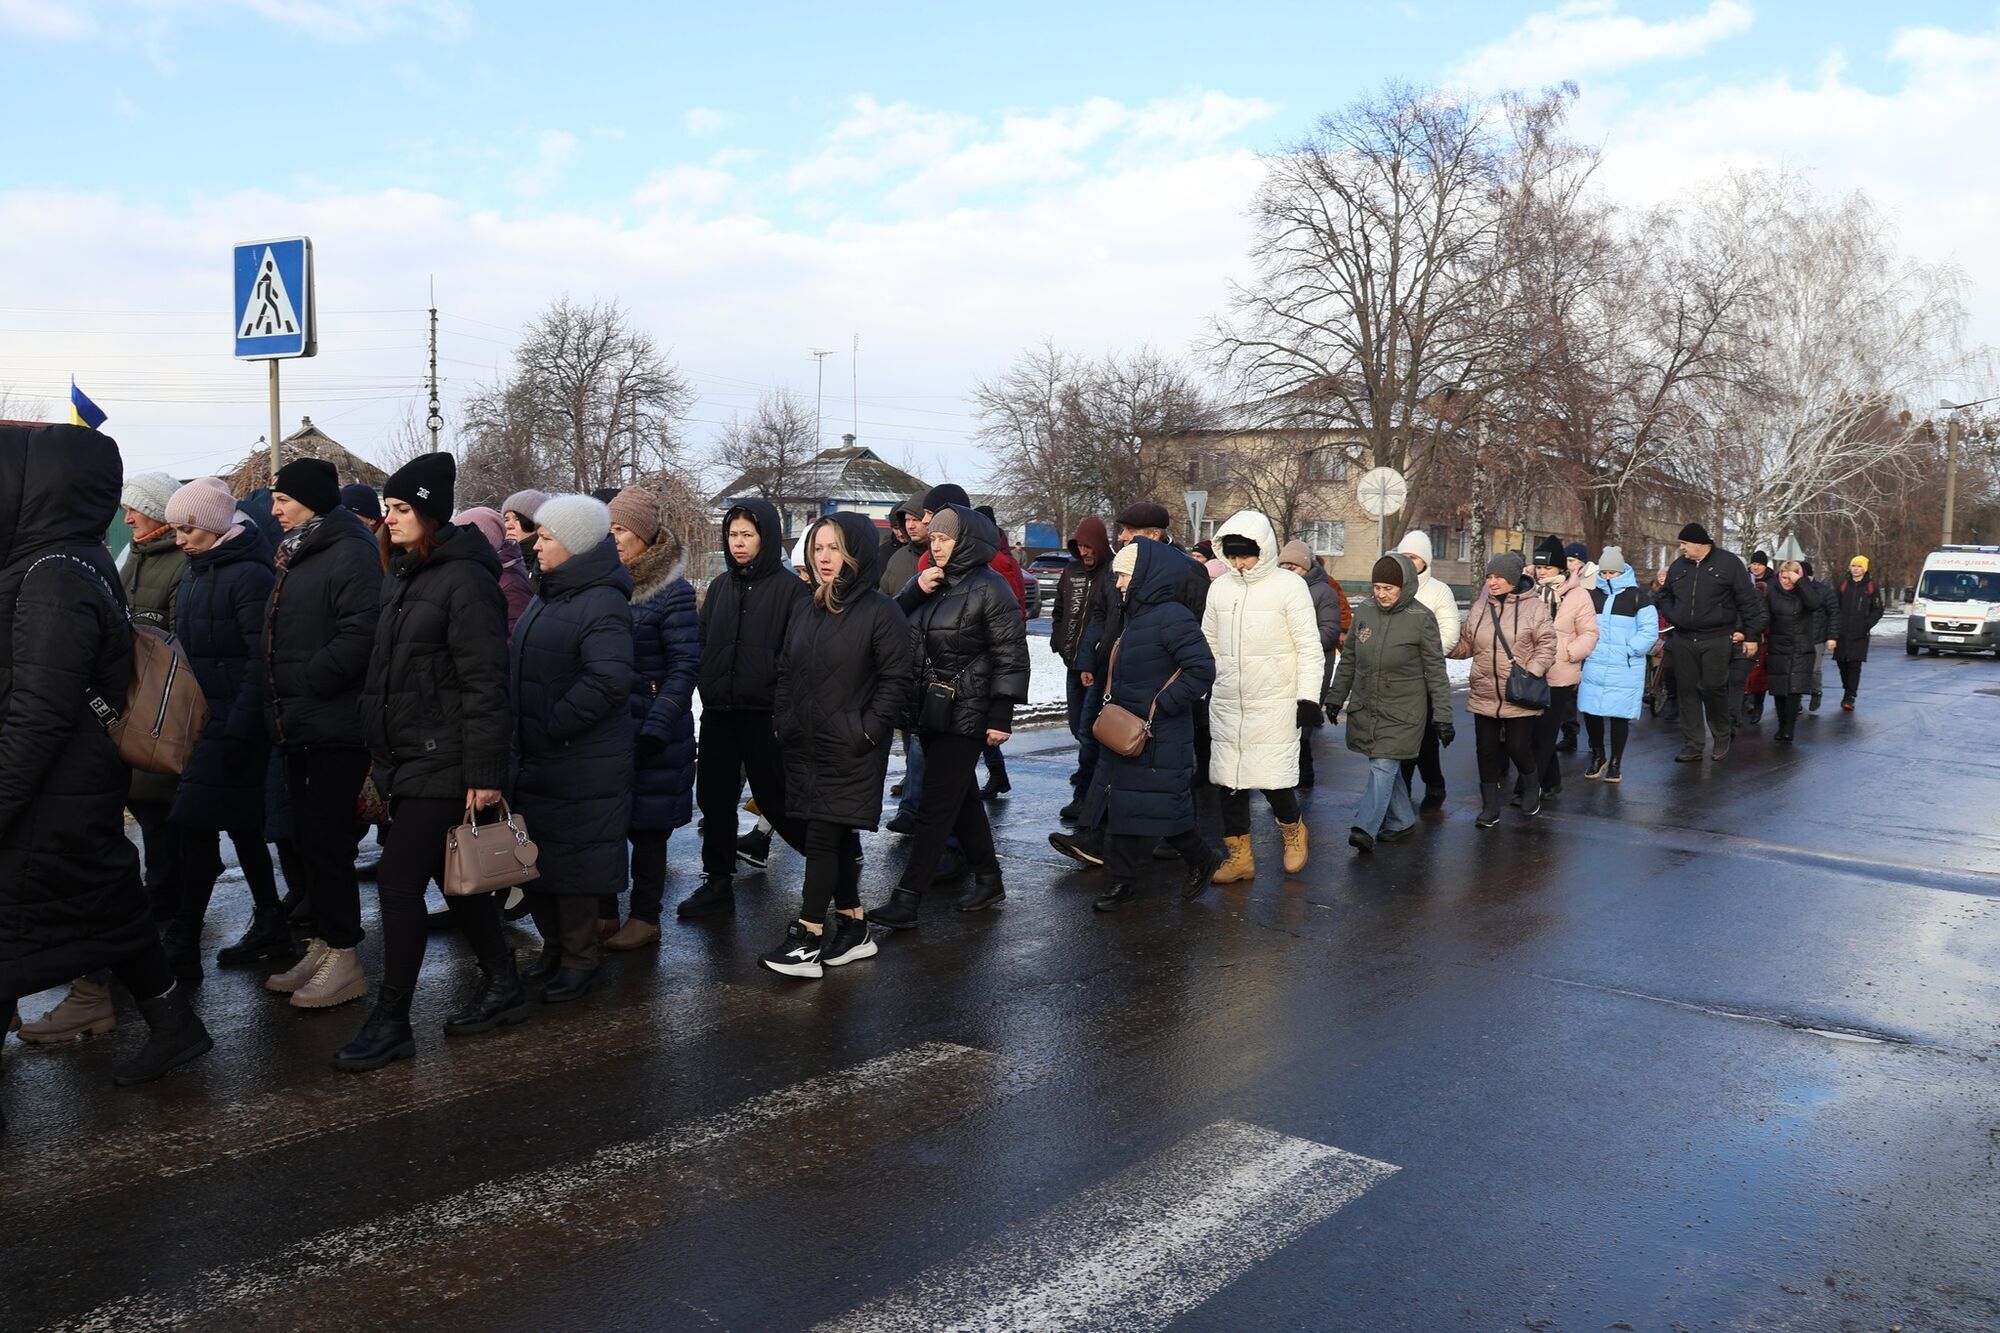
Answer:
[{"left": 426, "top": 276, "right": 443, "bottom": 455}]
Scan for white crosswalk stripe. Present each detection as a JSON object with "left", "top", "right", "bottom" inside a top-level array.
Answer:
[{"left": 818, "top": 1119, "right": 1399, "bottom": 1333}]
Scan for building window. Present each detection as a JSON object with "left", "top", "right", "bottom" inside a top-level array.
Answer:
[
  {"left": 1428, "top": 525, "right": 1449, "bottom": 560},
  {"left": 1296, "top": 520, "right": 1346, "bottom": 556},
  {"left": 1305, "top": 449, "right": 1347, "bottom": 482}
]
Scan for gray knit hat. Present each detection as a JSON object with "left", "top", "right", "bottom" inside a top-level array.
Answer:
[
  {"left": 1598, "top": 545, "right": 1626, "bottom": 575},
  {"left": 502, "top": 489, "right": 549, "bottom": 525},
  {"left": 1486, "top": 551, "right": 1526, "bottom": 582},
  {"left": 533, "top": 493, "right": 610, "bottom": 558},
  {"left": 120, "top": 471, "right": 181, "bottom": 523}
]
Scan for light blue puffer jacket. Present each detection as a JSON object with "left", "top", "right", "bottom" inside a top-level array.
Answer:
[{"left": 1578, "top": 565, "right": 1660, "bottom": 720}]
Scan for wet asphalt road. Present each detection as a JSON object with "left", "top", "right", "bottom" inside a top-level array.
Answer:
[{"left": 4, "top": 648, "right": 2000, "bottom": 1331}]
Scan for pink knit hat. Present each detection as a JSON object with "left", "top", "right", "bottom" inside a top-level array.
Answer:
[
  {"left": 165, "top": 477, "right": 239, "bottom": 534},
  {"left": 451, "top": 506, "right": 507, "bottom": 552}
]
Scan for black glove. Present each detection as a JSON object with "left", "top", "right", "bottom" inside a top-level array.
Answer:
[
  {"left": 636, "top": 733, "right": 666, "bottom": 760},
  {"left": 222, "top": 737, "right": 256, "bottom": 774},
  {"left": 1297, "top": 700, "right": 1324, "bottom": 730},
  {"left": 1435, "top": 721, "right": 1456, "bottom": 749}
]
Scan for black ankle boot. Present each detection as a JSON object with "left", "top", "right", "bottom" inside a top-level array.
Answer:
[
  {"left": 543, "top": 967, "right": 598, "bottom": 1003},
  {"left": 1093, "top": 882, "right": 1135, "bottom": 912},
  {"left": 111, "top": 983, "right": 213, "bottom": 1086},
  {"left": 1477, "top": 782, "right": 1505, "bottom": 829},
  {"left": 331, "top": 985, "right": 416, "bottom": 1073},
  {"left": 1419, "top": 785, "right": 1446, "bottom": 811},
  {"left": 217, "top": 906, "right": 292, "bottom": 965},
  {"left": 1520, "top": 779, "right": 1543, "bottom": 818},
  {"left": 675, "top": 876, "right": 735, "bottom": 920},
  {"left": 956, "top": 871, "right": 1005, "bottom": 912},
  {"left": 520, "top": 943, "right": 562, "bottom": 987},
  {"left": 868, "top": 887, "right": 923, "bottom": 930},
  {"left": 159, "top": 922, "right": 205, "bottom": 989},
  {"left": 444, "top": 958, "right": 530, "bottom": 1036}
]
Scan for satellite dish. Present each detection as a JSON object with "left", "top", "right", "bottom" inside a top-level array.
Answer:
[{"left": 1356, "top": 467, "right": 1407, "bottom": 518}]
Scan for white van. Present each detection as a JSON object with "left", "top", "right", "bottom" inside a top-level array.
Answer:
[{"left": 1907, "top": 545, "right": 2000, "bottom": 656}]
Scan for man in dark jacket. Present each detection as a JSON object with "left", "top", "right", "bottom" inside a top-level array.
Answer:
[
  {"left": 1802, "top": 559, "right": 1834, "bottom": 710},
  {"left": 1652, "top": 521, "right": 1767, "bottom": 761},
  {"left": 684, "top": 498, "right": 810, "bottom": 918},
  {"left": 261, "top": 457, "right": 382, "bottom": 989},
  {"left": 1, "top": 424, "right": 213, "bottom": 1097},
  {"left": 1832, "top": 555, "right": 1884, "bottom": 710},
  {"left": 878, "top": 498, "right": 918, "bottom": 596},
  {"left": 1051, "top": 516, "right": 1113, "bottom": 814}
]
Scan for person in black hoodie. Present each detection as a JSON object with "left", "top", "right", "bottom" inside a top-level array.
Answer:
[
  {"left": 870, "top": 504, "right": 1028, "bottom": 928},
  {"left": 509, "top": 495, "right": 635, "bottom": 1003},
  {"left": 258, "top": 457, "right": 381, "bottom": 1010},
  {"left": 683, "top": 498, "right": 811, "bottom": 919},
  {"left": 336, "top": 453, "right": 516, "bottom": 1072},
  {"left": 1050, "top": 515, "right": 1113, "bottom": 819},
  {"left": 1651, "top": 522, "right": 1767, "bottom": 762},
  {"left": 1, "top": 425, "right": 212, "bottom": 1123},
  {"left": 763, "top": 512, "right": 914, "bottom": 976},
  {"left": 160, "top": 477, "right": 282, "bottom": 985}
]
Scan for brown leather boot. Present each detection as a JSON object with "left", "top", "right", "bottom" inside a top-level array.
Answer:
[{"left": 1278, "top": 819, "right": 1309, "bottom": 874}]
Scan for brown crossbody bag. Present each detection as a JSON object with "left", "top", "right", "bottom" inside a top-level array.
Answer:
[{"left": 1090, "top": 641, "right": 1183, "bottom": 758}]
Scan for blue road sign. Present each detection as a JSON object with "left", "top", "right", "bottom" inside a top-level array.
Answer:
[{"left": 232, "top": 236, "right": 315, "bottom": 359}]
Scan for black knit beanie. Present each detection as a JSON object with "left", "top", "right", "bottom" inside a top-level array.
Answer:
[
  {"left": 1371, "top": 555, "right": 1405, "bottom": 587},
  {"left": 383, "top": 452, "right": 456, "bottom": 526},
  {"left": 1678, "top": 522, "right": 1713, "bottom": 544},
  {"left": 921, "top": 483, "right": 970, "bottom": 515},
  {"left": 1220, "top": 534, "right": 1260, "bottom": 559},
  {"left": 1533, "top": 535, "right": 1565, "bottom": 568},
  {"left": 273, "top": 457, "right": 340, "bottom": 516}
]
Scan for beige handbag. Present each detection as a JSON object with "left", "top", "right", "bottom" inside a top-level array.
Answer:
[
  {"left": 1090, "top": 642, "right": 1183, "bottom": 759},
  {"left": 443, "top": 798, "right": 541, "bottom": 896}
]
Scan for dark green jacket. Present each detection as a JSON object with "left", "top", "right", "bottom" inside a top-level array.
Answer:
[
  {"left": 1323, "top": 552, "right": 1450, "bottom": 760},
  {"left": 120, "top": 529, "right": 187, "bottom": 804}
]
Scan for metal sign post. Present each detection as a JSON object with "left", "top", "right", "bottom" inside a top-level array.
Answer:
[
  {"left": 232, "top": 236, "right": 317, "bottom": 482},
  {"left": 1183, "top": 489, "right": 1209, "bottom": 542},
  {"left": 1356, "top": 467, "right": 1408, "bottom": 558}
]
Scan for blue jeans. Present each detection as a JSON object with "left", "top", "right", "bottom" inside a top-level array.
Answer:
[
  {"left": 1354, "top": 756, "right": 1415, "bottom": 838},
  {"left": 1067, "top": 667, "right": 1100, "bottom": 794}
]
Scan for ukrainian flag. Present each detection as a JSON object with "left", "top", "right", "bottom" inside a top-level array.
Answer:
[{"left": 70, "top": 378, "right": 107, "bottom": 430}]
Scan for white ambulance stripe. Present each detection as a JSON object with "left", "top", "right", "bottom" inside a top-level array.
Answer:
[
  {"left": 55, "top": 1042, "right": 994, "bottom": 1333},
  {"left": 817, "top": 1120, "right": 1399, "bottom": 1333}
]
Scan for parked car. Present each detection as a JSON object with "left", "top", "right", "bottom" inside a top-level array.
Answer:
[{"left": 1024, "top": 552, "right": 1069, "bottom": 620}]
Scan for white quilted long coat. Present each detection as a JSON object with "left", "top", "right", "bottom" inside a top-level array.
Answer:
[{"left": 1202, "top": 510, "right": 1326, "bottom": 791}]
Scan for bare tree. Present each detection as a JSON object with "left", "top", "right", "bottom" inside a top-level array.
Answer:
[
  {"left": 1211, "top": 430, "right": 1363, "bottom": 547},
  {"left": 458, "top": 376, "right": 544, "bottom": 507},
  {"left": 1071, "top": 348, "right": 1216, "bottom": 517},
  {"left": 0, "top": 387, "right": 51, "bottom": 422},
  {"left": 512, "top": 297, "right": 696, "bottom": 492},
  {"left": 712, "top": 387, "right": 820, "bottom": 524},
  {"left": 972, "top": 341, "right": 1094, "bottom": 537}
]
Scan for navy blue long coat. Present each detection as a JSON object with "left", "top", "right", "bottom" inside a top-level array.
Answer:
[
  {"left": 1101, "top": 538, "right": 1217, "bottom": 839},
  {"left": 171, "top": 519, "right": 276, "bottom": 832},
  {"left": 624, "top": 536, "right": 699, "bottom": 834},
  {"left": 508, "top": 535, "right": 635, "bottom": 896}
]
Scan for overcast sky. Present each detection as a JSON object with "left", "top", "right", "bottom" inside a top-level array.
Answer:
[{"left": 2, "top": 0, "right": 1995, "bottom": 486}]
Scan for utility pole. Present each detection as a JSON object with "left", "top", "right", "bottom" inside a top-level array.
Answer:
[
  {"left": 810, "top": 348, "right": 834, "bottom": 450},
  {"left": 426, "top": 277, "right": 443, "bottom": 455},
  {"left": 1939, "top": 396, "right": 2000, "bottom": 546},
  {"left": 851, "top": 332, "right": 859, "bottom": 441}
]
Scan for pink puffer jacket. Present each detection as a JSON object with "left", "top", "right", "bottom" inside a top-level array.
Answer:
[
  {"left": 1538, "top": 572, "right": 1601, "bottom": 688},
  {"left": 1451, "top": 588, "right": 1558, "bottom": 718}
]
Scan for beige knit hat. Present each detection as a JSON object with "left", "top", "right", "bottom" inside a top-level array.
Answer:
[{"left": 1113, "top": 543, "right": 1140, "bottom": 576}]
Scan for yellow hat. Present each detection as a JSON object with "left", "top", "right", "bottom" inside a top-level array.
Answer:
[{"left": 1850, "top": 555, "right": 1869, "bottom": 572}]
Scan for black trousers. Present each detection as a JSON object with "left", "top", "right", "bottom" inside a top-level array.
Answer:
[
  {"left": 800, "top": 820, "right": 863, "bottom": 920},
  {"left": 1105, "top": 829, "right": 1205, "bottom": 882},
  {"left": 697, "top": 710, "right": 805, "bottom": 878},
  {"left": 1298, "top": 730, "right": 1315, "bottom": 786},
  {"left": 1399, "top": 704, "right": 1445, "bottom": 796},
  {"left": 1838, "top": 659, "right": 1864, "bottom": 698},
  {"left": 898, "top": 732, "right": 997, "bottom": 893},
  {"left": 1670, "top": 632, "right": 1735, "bottom": 748},
  {"left": 175, "top": 824, "right": 281, "bottom": 929},
  {"left": 530, "top": 892, "right": 601, "bottom": 971},
  {"left": 623, "top": 829, "right": 670, "bottom": 924},
  {"left": 1724, "top": 651, "right": 1754, "bottom": 728},
  {"left": 1774, "top": 693, "right": 1803, "bottom": 735},
  {"left": 377, "top": 797, "right": 509, "bottom": 993},
  {"left": 1535, "top": 684, "right": 1579, "bottom": 786},
  {"left": 286, "top": 747, "right": 371, "bottom": 950},
  {"left": 128, "top": 799, "right": 181, "bottom": 923},
  {"left": 1474, "top": 714, "right": 1538, "bottom": 784},
  {"left": 1582, "top": 713, "right": 1631, "bottom": 760},
  {"left": 1221, "top": 786, "right": 1300, "bottom": 836}
]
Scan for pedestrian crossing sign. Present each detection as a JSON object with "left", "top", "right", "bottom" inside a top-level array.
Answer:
[{"left": 232, "top": 236, "right": 315, "bottom": 359}]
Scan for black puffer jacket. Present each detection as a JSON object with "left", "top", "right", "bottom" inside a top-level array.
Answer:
[
  {"left": 698, "top": 498, "right": 809, "bottom": 712},
  {"left": 361, "top": 522, "right": 512, "bottom": 801},
  {"left": 775, "top": 512, "right": 915, "bottom": 830},
  {"left": 1833, "top": 574, "right": 1883, "bottom": 662},
  {"left": 1654, "top": 545, "right": 1768, "bottom": 638},
  {"left": 264, "top": 504, "right": 381, "bottom": 750},
  {"left": 895, "top": 504, "right": 1031, "bottom": 735},
  {"left": 1763, "top": 575, "right": 1827, "bottom": 697},
  {"left": 509, "top": 536, "right": 634, "bottom": 896},
  {"left": 0, "top": 425, "right": 154, "bottom": 999},
  {"left": 171, "top": 520, "right": 277, "bottom": 831}
]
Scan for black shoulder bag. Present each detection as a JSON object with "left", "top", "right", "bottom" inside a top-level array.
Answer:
[{"left": 1490, "top": 601, "right": 1551, "bottom": 711}]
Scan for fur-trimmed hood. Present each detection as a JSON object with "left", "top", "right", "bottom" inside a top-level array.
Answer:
[{"left": 627, "top": 527, "right": 685, "bottom": 605}]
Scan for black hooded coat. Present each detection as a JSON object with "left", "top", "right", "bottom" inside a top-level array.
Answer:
[
  {"left": 263, "top": 503, "right": 381, "bottom": 750},
  {"left": 894, "top": 504, "right": 1031, "bottom": 736},
  {"left": 698, "top": 498, "right": 809, "bottom": 712},
  {"left": 360, "top": 522, "right": 512, "bottom": 801},
  {"left": 1762, "top": 575, "right": 1828, "bottom": 697},
  {"left": 171, "top": 518, "right": 277, "bottom": 831},
  {"left": 1099, "top": 539, "right": 1216, "bottom": 839},
  {"left": 0, "top": 425, "right": 153, "bottom": 998},
  {"left": 774, "top": 512, "right": 915, "bottom": 830},
  {"left": 509, "top": 535, "right": 635, "bottom": 896}
]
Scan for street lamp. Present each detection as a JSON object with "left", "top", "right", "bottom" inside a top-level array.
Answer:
[{"left": 1938, "top": 395, "right": 2000, "bottom": 546}]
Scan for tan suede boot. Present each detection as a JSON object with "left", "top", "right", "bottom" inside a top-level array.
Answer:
[
  {"left": 291, "top": 946, "right": 367, "bottom": 1009},
  {"left": 19, "top": 978, "right": 116, "bottom": 1044},
  {"left": 1211, "top": 834, "right": 1255, "bottom": 884},
  {"left": 266, "top": 937, "right": 329, "bottom": 994},
  {"left": 605, "top": 918, "right": 662, "bottom": 951},
  {"left": 1279, "top": 818, "right": 1309, "bottom": 874}
]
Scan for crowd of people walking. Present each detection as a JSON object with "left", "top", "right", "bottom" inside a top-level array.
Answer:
[{"left": 0, "top": 421, "right": 1898, "bottom": 1126}]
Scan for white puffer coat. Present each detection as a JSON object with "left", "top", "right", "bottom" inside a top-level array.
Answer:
[{"left": 1203, "top": 510, "right": 1326, "bottom": 791}]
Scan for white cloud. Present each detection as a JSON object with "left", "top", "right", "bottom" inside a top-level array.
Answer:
[
  {"left": 509, "top": 129, "right": 578, "bottom": 199},
  {"left": 1452, "top": 0, "right": 1754, "bottom": 90},
  {"left": 684, "top": 106, "right": 732, "bottom": 138},
  {"left": 0, "top": 0, "right": 97, "bottom": 37}
]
